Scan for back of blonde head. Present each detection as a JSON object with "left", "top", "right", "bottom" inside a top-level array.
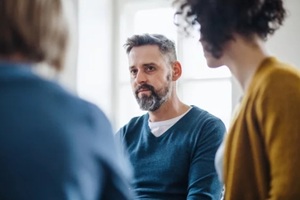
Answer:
[{"left": 0, "top": 0, "right": 69, "bottom": 70}]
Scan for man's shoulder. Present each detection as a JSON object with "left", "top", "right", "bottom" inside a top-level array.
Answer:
[
  {"left": 190, "top": 105, "right": 221, "bottom": 121},
  {"left": 188, "top": 105, "right": 226, "bottom": 132},
  {"left": 117, "top": 114, "right": 148, "bottom": 135},
  {"left": 124, "top": 114, "right": 147, "bottom": 127}
]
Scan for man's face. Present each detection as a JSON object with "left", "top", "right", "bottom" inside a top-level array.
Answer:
[{"left": 128, "top": 45, "right": 172, "bottom": 111}]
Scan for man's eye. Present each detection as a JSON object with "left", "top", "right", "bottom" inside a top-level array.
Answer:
[
  {"left": 130, "top": 69, "right": 137, "bottom": 75},
  {"left": 146, "top": 66, "right": 155, "bottom": 71}
]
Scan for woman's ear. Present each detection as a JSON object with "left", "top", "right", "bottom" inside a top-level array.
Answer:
[{"left": 172, "top": 61, "right": 182, "bottom": 81}]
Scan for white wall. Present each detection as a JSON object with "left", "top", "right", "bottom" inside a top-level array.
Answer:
[
  {"left": 267, "top": 0, "right": 300, "bottom": 68},
  {"left": 76, "top": 0, "right": 115, "bottom": 120}
]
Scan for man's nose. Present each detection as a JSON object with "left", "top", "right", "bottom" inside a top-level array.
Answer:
[{"left": 135, "top": 71, "right": 147, "bottom": 84}]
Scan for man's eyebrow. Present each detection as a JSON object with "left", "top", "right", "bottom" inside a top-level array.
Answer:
[
  {"left": 143, "top": 63, "right": 157, "bottom": 67},
  {"left": 129, "top": 63, "right": 157, "bottom": 69}
]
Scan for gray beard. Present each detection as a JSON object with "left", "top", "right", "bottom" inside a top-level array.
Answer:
[
  {"left": 135, "top": 74, "right": 171, "bottom": 112},
  {"left": 137, "top": 93, "right": 167, "bottom": 111}
]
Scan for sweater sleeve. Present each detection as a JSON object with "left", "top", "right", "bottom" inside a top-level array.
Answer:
[
  {"left": 187, "top": 117, "right": 226, "bottom": 200},
  {"left": 258, "top": 70, "right": 300, "bottom": 199}
]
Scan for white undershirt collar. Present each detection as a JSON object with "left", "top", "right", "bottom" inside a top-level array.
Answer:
[{"left": 148, "top": 107, "right": 192, "bottom": 137}]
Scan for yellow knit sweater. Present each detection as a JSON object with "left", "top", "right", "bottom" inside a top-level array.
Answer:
[{"left": 224, "top": 57, "right": 300, "bottom": 200}]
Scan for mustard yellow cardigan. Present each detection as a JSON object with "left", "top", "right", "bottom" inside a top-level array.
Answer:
[{"left": 224, "top": 57, "right": 300, "bottom": 200}]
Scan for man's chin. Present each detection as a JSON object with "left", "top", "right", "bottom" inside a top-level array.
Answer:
[
  {"left": 137, "top": 99, "right": 156, "bottom": 111},
  {"left": 138, "top": 104, "right": 152, "bottom": 111},
  {"left": 139, "top": 106, "right": 150, "bottom": 111}
]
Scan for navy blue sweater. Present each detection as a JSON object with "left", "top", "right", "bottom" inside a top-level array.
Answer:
[{"left": 117, "top": 106, "right": 226, "bottom": 199}]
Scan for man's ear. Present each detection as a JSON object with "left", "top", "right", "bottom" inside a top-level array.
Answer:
[{"left": 172, "top": 61, "right": 182, "bottom": 81}]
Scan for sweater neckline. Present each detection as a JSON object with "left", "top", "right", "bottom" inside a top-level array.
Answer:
[{"left": 145, "top": 106, "right": 195, "bottom": 139}]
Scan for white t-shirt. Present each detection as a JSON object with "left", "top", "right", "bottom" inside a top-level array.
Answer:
[
  {"left": 215, "top": 96, "right": 243, "bottom": 183},
  {"left": 148, "top": 107, "right": 192, "bottom": 137}
]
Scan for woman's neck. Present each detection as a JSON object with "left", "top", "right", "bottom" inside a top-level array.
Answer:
[{"left": 224, "top": 35, "right": 270, "bottom": 91}]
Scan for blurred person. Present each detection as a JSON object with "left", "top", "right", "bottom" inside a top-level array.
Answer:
[
  {"left": 174, "top": 0, "right": 300, "bottom": 199},
  {"left": 0, "top": 0, "right": 132, "bottom": 199},
  {"left": 116, "top": 33, "right": 226, "bottom": 199}
]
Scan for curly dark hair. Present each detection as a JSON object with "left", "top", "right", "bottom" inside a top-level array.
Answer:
[{"left": 173, "top": 0, "right": 286, "bottom": 58}]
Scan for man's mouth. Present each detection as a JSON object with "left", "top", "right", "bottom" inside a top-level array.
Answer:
[
  {"left": 138, "top": 89, "right": 151, "bottom": 97},
  {"left": 138, "top": 88, "right": 149, "bottom": 93},
  {"left": 136, "top": 85, "right": 151, "bottom": 92}
]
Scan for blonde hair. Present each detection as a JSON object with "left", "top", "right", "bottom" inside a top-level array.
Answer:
[{"left": 0, "top": 0, "right": 69, "bottom": 71}]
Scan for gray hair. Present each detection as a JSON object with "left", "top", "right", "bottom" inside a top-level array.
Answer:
[{"left": 124, "top": 34, "right": 177, "bottom": 63}]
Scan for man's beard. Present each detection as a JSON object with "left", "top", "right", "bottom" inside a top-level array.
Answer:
[{"left": 134, "top": 81, "right": 170, "bottom": 112}]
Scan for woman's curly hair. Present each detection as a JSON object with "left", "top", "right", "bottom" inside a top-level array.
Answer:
[{"left": 174, "top": 0, "right": 286, "bottom": 58}]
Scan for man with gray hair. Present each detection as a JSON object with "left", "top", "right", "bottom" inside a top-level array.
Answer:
[{"left": 116, "top": 33, "right": 226, "bottom": 199}]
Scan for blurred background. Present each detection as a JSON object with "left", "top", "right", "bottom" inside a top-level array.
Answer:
[{"left": 56, "top": 0, "right": 300, "bottom": 131}]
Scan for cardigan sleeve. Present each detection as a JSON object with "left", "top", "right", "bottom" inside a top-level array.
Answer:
[{"left": 257, "top": 70, "right": 300, "bottom": 199}]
